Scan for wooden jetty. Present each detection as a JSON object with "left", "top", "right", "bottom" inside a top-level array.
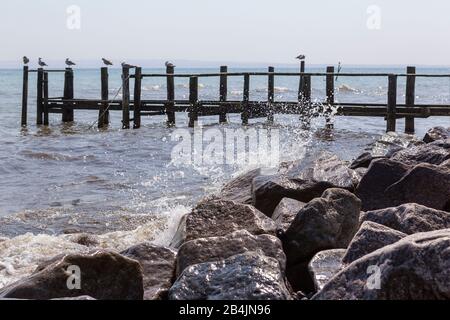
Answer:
[{"left": 20, "top": 64, "right": 450, "bottom": 133}]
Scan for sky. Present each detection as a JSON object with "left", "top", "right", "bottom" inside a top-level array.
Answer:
[{"left": 1, "top": 0, "right": 450, "bottom": 67}]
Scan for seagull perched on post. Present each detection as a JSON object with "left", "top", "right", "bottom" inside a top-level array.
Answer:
[
  {"left": 38, "top": 58, "right": 48, "bottom": 67},
  {"left": 121, "top": 62, "right": 136, "bottom": 68},
  {"left": 23, "top": 56, "right": 30, "bottom": 65},
  {"left": 295, "top": 54, "right": 306, "bottom": 60},
  {"left": 65, "top": 58, "right": 76, "bottom": 67},
  {"left": 102, "top": 58, "right": 113, "bottom": 66},
  {"left": 165, "top": 61, "right": 176, "bottom": 68}
]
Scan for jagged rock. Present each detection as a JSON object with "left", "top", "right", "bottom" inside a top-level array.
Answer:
[
  {"left": 371, "top": 132, "right": 423, "bottom": 157},
  {"left": 121, "top": 243, "right": 177, "bottom": 300},
  {"left": 355, "top": 158, "right": 410, "bottom": 211},
  {"left": 283, "top": 188, "right": 361, "bottom": 265},
  {"left": 423, "top": 126, "right": 450, "bottom": 143},
  {"left": 0, "top": 250, "right": 143, "bottom": 300},
  {"left": 66, "top": 233, "right": 100, "bottom": 247},
  {"left": 170, "top": 199, "right": 276, "bottom": 248},
  {"left": 441, "top": 159, "right": 450, "bottom": 169},
  {"left": 176, "top": 230, "right": 286, "bottom": 276},
  {"left": 218, "top": 168, "right": 262, "bottom": 204},
  {"left": 272, "top": 198, "right": 306, "bottom": 233},
  {"left": 350, "top": 152, "right": 383, "bottom": 169},
  {"left": 169, "top": 252, "right": 292, "bottom": 300},
  {"left": 308, "top": 249, "right": 346, "bottom": 292},
  {"left": 430, "top": 138, "right": 450, "bottom": 149},
  {"left": 342, "top": 221, "right": 406, "bottom": 264},
  {"left": 360, "top": 203, "right": 450, "bottom": 235},
  {"left": 390, "top": 144, "right": 450, "bottom": 166},
  {"left": 313, "top": 229, "right": 450, "bottom": 300}
]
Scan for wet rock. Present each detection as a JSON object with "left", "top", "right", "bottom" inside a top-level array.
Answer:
[
  {"left": 176, "top": 230, "right": 286, "bottom": 276},
  {"left": 121, "top": 242, "right": 177, "bottom": 300},
  {"left": 169, "top": 252, "right": 292, "bottom": 300},
  {"left": 354, "top": 167, "right": 368, "bottom": 180},
  {"left": 67, "top": 233, "right": 100, "bottom": 247},
  {"left": 272, "top": 198, "right": 306, "bottom": 233},
  {"left": 308, "top": 249, "right": 345, "bottom": 292},
  {"left": 342, "top": 221, "right": 406, "bottom": 264},
  {"left": 423, "top": 126, "right": 450, "bottom": 143},
  {"left": 390, "top": 144, "right": 450, "bottom": 166},
  {"left": 440, "top": 159, "right": 450, "bottom": 169},
  {"left": 360, "top": 203, "right": 450, "bottom": 235},
  {"left": 371, "top": 132, "right": 423, "bottom": 157},
  {"left": 313, "top": 229, "right": 450, "bottom": 300},
  {"left": 349, "top": 152, "right": 383, "bottom": 169},
  {"left": 355, "top": 158, "right": 410, "bottom": 211},
  {"left": 429, "top": 138, "right": 450, "bottom": 149},
  {"left": 283, "top": 188, "right": 361, "bottom": 265},
  {"left": 218, "top": 168, "right": 262, "bottom": 204},
  {"left": 0, "top": 250, "right": 143, "bottom": 300},
  {"left": 170, "top": 199, "right": 276, "bottom": 248}
]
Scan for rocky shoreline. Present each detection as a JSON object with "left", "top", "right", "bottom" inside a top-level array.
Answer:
[{"left": 1, "top": 127, "right": 449, "bottom": 300}]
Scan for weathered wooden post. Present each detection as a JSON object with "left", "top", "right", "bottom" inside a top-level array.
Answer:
[
  {"left": 62, "top": 68, "right": 74, "bottom": 122},
  {"left": 98, "top": 67, "right": 109, "bottom": 128},
  {"left": 36, "top": 68, "right": 44, "bottom": 125},
  {"left": 166, "top": 65, "right": 175, "bottom": 126},
  {"left": 405, "top": 66, "right": 416, "bottom": 134},
  {"left": 267, "top": 66, "right": 275, "bottom": 123},
  {"left": 298, "top": 60, "right": 306, "bottom": 100},
  {"left": 242, "top": 74, "right": 250, "bottom": 125},
  {"left": 188, "top": 76, "right": 199, "bottom": 128},
  {"left": 21, "top": 66, "right": 29, "bottom": 126},
  {"left": 219, "top": 66, "right": 228, "bottom": 124},
  {"left": 325, "top": 66, "right": 335, "bottom": 129},
  {"left": 386, "top": 74, "right": 397, "bottom": 132},
  {"left": 300, "top": 75, "right": 312, "bottom": 128},
  {"left": 122, "top": 66, "right": 130, "bottom": 129},
  {"left": 43, "top": 72, "right": 49, "bottom": 126},
  {"left": 133, "top": 67, "right": 142, "bottom": 129}
]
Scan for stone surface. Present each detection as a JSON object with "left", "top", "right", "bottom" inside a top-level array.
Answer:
[
  {"left": 170, "top": 199, "right": 276, "bottom": 248},
  {"left": 121, "top": 242, "right": 177, "bottom": 300},
  {"left": 176, "top": 230, "right": 286, "bottom": 276},
  {"left": 169, "top": 252, "right": 292, "bottom": 300},
  {"left": 283, "top": 188, "right": 361, "bottom": 265},
  {"left": 308, "top": 249, "right": 346, "bottom": 292},
  {"left": 360, "top": 203, "right": 450, "bottom": 235},
  {"left": 218, "top": 168, "right": 262, "bottom": 204},
  {"left": 0, "top": 250, "right": 143, "bottom": 300},
  {"left": 342, "top": 221, "right": 406, "bottom": 264},
  {"left": 313, "top": 229, "right": 450, "bottom": 300},
  {"left": 423, "top": 126, "right": 450, "bottom": 143},
  {"left": 350, "top": 152, "right": 383, "bottom": 169},
  {"left": 51, "top": 296, "right": 96, "bottom": 300},
  {"left": 66, "top": 233, "right": 100, "bottom": 247},
  {"left": 390, "top": 144, "right": 450, "bottom": 166},
  {"left": 370, "top": 132, "right": 423, "bottom": 157},
  {"left": 271, "top": 198, "right": 306, "bottom": 233}
]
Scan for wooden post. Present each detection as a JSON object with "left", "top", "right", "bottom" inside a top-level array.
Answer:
[
  {"left": 300, "top": 75, "right": 311, "bottom": 128},
  {"left": 325, "top": 66, "right": 335, "bottom": 129},
  {"left": 242, "top": 74, "right": 250, "bottom": 125},
  {"left": 166, "top": 65, "right": 175, "bottom": 126},
  {"left": 36, "top": 68, "right": 44, "bottom": 125},
  {"left": 405, "top": 66, "right": 416, "bottom": 134},
  {"left": 386, "top": 74, "right": 397, "bottom": 132},
  {"left": 21, "top": 66, "right": 29, "bottom": 126},
  {"left": 122, "top": 66, "right": 130, "bottom": 129},
  {"left": 62, "top": 68, "right": 74, "bottom": 122},
  {"left": 219, "top": 66, "right": 228, "bottom": 124},
  {"left": 43, "top": 72, "right": 49, "bottom": 126},
  {"left": 98, "top": 67, "right": 109, "bottom": 128},
  {"left": 298, "top": 60, "right": 305, "bottom": 100},
  {"left": 133, "top": 67, "right": 142, "bottom": 129},
  {"left": 267, "top": 66, "right": 275, "bottom": 123},
  {"left": 188, "top": 76, "right": 199, "bottom": 128}
]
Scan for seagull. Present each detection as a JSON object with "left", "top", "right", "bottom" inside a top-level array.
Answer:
[
  {"left": 65, "top": 58, "right": 76, "bottom": 67},
  {"left": 102, "top": 58, "right": 113, "bottom": 66},
  {"left": 38, "top": 58, "right": 48, "bottom": 67},
  {"left": 295, "top": 54, "right": 306, "bottom": 60},
  {"left": 165, "top": 61, "right": 176, "bottom": 68},
  {"left": 121, "top": 62, "right": 136, "bottom": 68},
  {"left": 23, "top": 56, "right": 30, "bottom": 65}
]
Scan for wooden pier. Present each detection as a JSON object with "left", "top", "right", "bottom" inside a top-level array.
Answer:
[{"left": 20, "top": 64, "right": 450, "bottom": 133}]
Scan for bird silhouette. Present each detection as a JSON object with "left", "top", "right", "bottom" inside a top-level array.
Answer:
[
  {"left": 165, "top": 61, "right": 176, "bottom": 68},
  {"left": 295, "top": 54, "right": 306, "bottom": 60},
  {"left": 38, "top": 58, "right": 48, "bottom": 67},
  {"left": 102, "top": 58, "right": 113, "bottom": 66},
  {"left": 121, "top": 62, "right": 136, "bottom": 68},
  {"left": 23, "top": 56, "right": 30, "bottom": 65},
  {"left": 65, "top": 58, "right": 76, "bottom": 67}
]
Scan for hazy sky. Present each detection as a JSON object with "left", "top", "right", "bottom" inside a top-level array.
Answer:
[{"left": 2, "top": 0, "right": 450, "bottom": 66}]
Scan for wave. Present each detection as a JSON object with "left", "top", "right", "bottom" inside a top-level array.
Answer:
[{"left": 337, "top": 84, "right": 360, "bottom": 93}]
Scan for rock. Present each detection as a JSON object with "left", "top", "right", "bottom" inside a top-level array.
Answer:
[
  {"left": 272, "top": 198, "right": 306, "bottom": 233},
  {"left": 66, "top": 233, "right": 100, "bottom": 247},
  {"left": 342, "top": 221, "right": 406, "bottom": 264},
  {"left": 429, "top": 138, "right": 450, "bottom": 149},
  {"left": 371, "top": 132, "right": 423, "bottom": 157},
  {"left": 350, "top": 152, "right": 383, "bottom": 169},
  {"left": 360, "top": 203, "right": 450, "bottom": 235},
  {"left": 313, "top": 229, "right": 450, "bottom": 300},
  {"left": 390, "top": 144, "right": 450, "bottom": 166},
  {"left": 176, "top": 230, "right": 286, "bottom": 276},
  {"left": 170, "top": 199, "right": 276, "bottom": 248},
  {"left": 0, "top": 250, "right": 143, "bottom": 300},
  {"left": 423, "top": 126, "right": 450, "bottom": 143},
  {"left": 441, "top": 159, "right": 450, "bottom": 169},
  {"left": 52, "top": 296, "right": 96, "bottom": 300},
  {"left": 218, "top": 168, "right": 262, "bottom": 204},
  {"left": 286, "top": 261, "right": 316, "bottom": 294},
  {"left": 308, "top": 249, "right": 346, "bottom": 292},
  {"left": 121, "top": 243, "right": 177, "bottom": 300},
  {"left": 283, "top": 188, "right": 361, "bottom": 265},
  {"left": 169, "top": 252, "right": 292, "bottom": 300},
  {"left": 354, "top": 167, "right": 368, "bottom": 180},
  {"left": 355, "top": 158, "right": 410, "bottom": 211}
]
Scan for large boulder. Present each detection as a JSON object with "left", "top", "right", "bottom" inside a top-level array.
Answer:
[
  {"left": 313, "top": 229, "right": 450, "bottom": 300},
  {"left": 423, "top": 126, "right": 450, "bottom": 143},
  {"left": 360, "top": 203, "right": 450, "bottom": 235},
  {"left": 308, "top": 249, "right": 345, "bottom": 292},
  {"left": 176, "top": 230, "right": 285, "bottom": 276},
  {"left": 355, "top": 158, "right": 410, "bottom": 211},
  {"left": 218, "top": 168, "right": 262, "bottom": 204},
  {"left": 371, "top": 132, "right": 423, "bottom": 157},
  {"left": 283, "top": 188, "right": 361, "bottom": 265},
  {"left": 170, "top": 199, "right": 276, "bottom": 248},
  {"left": 121, "top": 243, "right": 177, "bottom": 300},
  {"left": 390, "top": 144, "right": 450, "bottom": 166},
  {"left": 0, "top": 250, "right": 143, "bottom": 300},
  {"left": 272, "top": 198, "right": 306, "bottom": 233},
  {"left": 169, "top": 252, "right": 292, "bottom": 300},
  {"left": 350, "top": 152, "right": 385, "bottom": 170},
  {"left": 342, "top": 221, "right": 406, "bottom": 264}
]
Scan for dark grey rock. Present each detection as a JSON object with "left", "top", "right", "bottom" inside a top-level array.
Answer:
[
  {"left": 429, "top": 138, "right": 450, "bottom": 149},
  {"left": 423, "top": 126, "right": 450, "bottom": 143},
  {"left": 272, "top": 198, "right": 306, "bottom": 233},
  {"left": 308, "top": 249, "right": 346, "bottom": 292},
  {"left": 390, "top": 144, "right": 450, "bottom": 166},
  {"left": 350, "top": 152, "right": 383, "bottom": 169},
  {"left": 67, "top": 233, "right": 100, "bottom": 247},
  {"left": 218, "top": 168, "right": 262, "bottom": 204}
]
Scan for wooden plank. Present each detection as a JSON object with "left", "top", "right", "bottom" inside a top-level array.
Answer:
[
  {"left": 386, "top": 74, "right": 398, "bottom": 132},
  {"left": 99, "top": 67, "right": 109, "bottom": 128},
  {"left": 122, "top": 66, "right": 130, "bottom": 129},
  {"left": 242, "top": 74, "right": 250, "bottom": 125},
  {"left": 219, "top": 66, "right": 228, "bottom": 123},
  {"left": 166, "top": 65, "right": 175, "bottom": 126},
  {"left": 298, "top": 61, "right": 306, "bottom": 100},
  {"left": 325, "top": 66, "right": 335, "bottom": 128},
  {"left": 36, "top": 68, "right": 44, "bottom": 125},
  {"left": 133, "top": 67, "right": 142, "bottom": 129},
  {"left": 405, "top": 66, "right": 416, "bottom": 134},
  {"left": 21, "top": 66, "right": 29, "bottom": 126},
  {"left": 267, "top": 66, "right": 275, "bottom": 122},
  {"left": 188, "top": 76, "right": 199, "bottom": 128},
  {"left": 62, "top": 68, "right": 74, "bottom": 122},
  {"left": 43, "top": 72, "right": 49, "bottom": 125}
]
